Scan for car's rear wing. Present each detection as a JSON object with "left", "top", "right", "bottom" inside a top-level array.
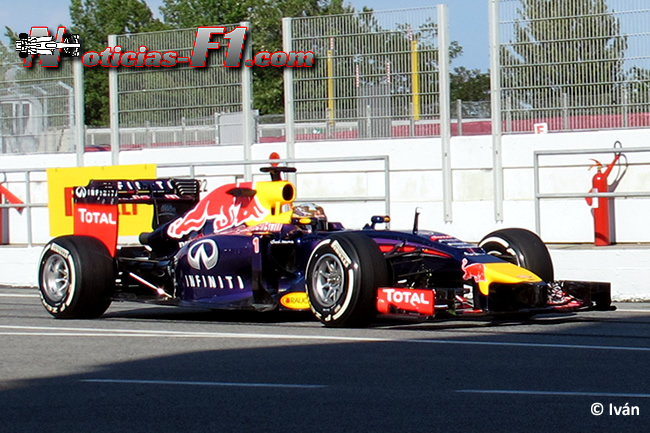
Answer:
[{"left": 72, "top": 178, "right": 200, "bottom": 255}]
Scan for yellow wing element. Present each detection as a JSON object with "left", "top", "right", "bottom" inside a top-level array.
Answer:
[
  {"left": 479, "top": 263, "right": 542, "bottom": 296},
  {"left": 462, "top": 258, "right": 542, "bottom": 296}
]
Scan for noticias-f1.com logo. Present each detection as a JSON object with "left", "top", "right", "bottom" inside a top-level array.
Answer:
[
  {"left": 17, "top": 26, "right": 314, "bottom": 69},
  {"left": 16, "top": 27, "right": 81, "bottom": 67}
]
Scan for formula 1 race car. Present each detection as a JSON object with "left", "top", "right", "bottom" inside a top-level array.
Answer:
[
  {"left": 15, "top": 32, "right": 81, "bottom": 58},
  {"left": 38, "top": 166, "right": 612, "bottom": 327}
]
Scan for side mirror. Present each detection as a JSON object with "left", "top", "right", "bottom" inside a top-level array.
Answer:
[{"left": 363, "top": 215, "right": 390, "bottom": 230}]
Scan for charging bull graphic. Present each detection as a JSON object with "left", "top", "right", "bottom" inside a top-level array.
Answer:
[
  {"left": 461, "top": 258, "right": 487, "bottom": 283},
  {"left": 167, "top": 182, "right": 268, "bottom": 239}
]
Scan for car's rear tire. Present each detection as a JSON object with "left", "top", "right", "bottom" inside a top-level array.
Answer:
[
  {"left": 479, "top": 228, "right": 554, "bottom": 282},
  {"left": 38, "top": 235, "right": 115, "bottom": 319},
  {"left": 306, "top": 233, "right": 387, "bottom": 327}
]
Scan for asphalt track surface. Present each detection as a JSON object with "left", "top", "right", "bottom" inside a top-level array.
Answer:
[{"left": 1, "top": 286, "right": 649, "bottom": 433}]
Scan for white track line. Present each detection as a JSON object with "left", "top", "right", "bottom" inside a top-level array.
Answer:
[
  {"left": 1, "top": 324, "right": 650, "bottom": 352},
  {"left": 614, "top": 308, "right": 650, "bottom": 313},
  {"left": 457, "top": 389, "right": 650, "bottom": 398},
  {"left": 81, "top": 379, "right": 326, "bottom": 389},
  {"left": 0, "top": 293, "right": 39, "bottom": 298}
]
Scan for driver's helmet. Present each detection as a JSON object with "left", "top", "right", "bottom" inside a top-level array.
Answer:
[{"left": 292, "top": 203, "right": 328, "bottom": 231}]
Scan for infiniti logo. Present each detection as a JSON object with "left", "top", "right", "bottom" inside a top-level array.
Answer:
[
  {"left": 75, "top": 186, "right": 87, "bottom": 198},
  {"left": 187, "top": 239, "right": 219, "bottom": 270}
]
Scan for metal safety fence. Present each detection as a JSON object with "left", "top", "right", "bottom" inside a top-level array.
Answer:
[
  {"left": 7, "top": 3, "right": 650, "bottom": 157},
  {"left": 0, "top": 54, "right": 76, "bottom": 154},
  {"left": 113, "top": 24, "right": 252, "bottom": 149},
  {"left": 496, "top": 0, "right": 650, "bottom": 133},
  {"left": 284, "top": 6, "right": 449, "bottom": 141},
  {"left": 533, "top": 145, "right": 650, "bottom": 243}
]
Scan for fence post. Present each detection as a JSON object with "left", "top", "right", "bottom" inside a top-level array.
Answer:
[
  {"left": 622, "top": 86, "right": 629, "bottom": 128},
  {"left": 241, "top": 21, "right": 254, "bottom": 181},
  {"left": 505, "top": 95, "right": 512, "bottom": 133},
  {"left": 438, "top": 4, "right": 453, "bottom": 223},
  {"left": 145, "top": 120, "right": 151, "bottom": 147},
  {"left": 214, "top": 112, "right": 220, "bottom": 145},
  {"left": 73, "top": 58, "right": 85, "bottom": 166},
  {"left": 181, "top": 117, "right": 187, "bottom": 147},
  {"left": 108, "top": 34, "right": 119, "bottom": 165},
  {"left": 366, "top": 104, "right": 372, "bottom": 137},
  {"left": 456, "top": 99, "right": 463, "bottom": 136},
  {"left": 489, "top": 0, "right": 504, "bottom": 222},
  {"left": 562, "top": 92, "right": 569, "bottom": 131},
  {"left": 24, "top": 171, "right": 32, "bottom": 247},
  {"left": 282, "top": 17, "right": 297, "bottom": 181}
]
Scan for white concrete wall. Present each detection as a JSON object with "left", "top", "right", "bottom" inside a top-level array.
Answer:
[{"left": 1, "top": 128, "right": 650, "bottom": 299}]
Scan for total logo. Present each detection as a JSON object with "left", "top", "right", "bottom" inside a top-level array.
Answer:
[
  {"left": 187, "top": 239, "right": 219, "bottom": 270},
  {"left": 376, "top": 288, "right": 434, "bottom": 316},
  {"left": 380, "top": 288, "right": 431, "bottom": 306},
  {"left": 76, "top": 208, "right": 116, "bottom": 225}
]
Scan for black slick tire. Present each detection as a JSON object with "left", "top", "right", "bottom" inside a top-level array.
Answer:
[
  {"left": 306, "top": 233, "right": 388, "bottom": 328},
  {"left": 38, "top": 235, "right": 115, "bottom": 319},
  {"left": 479, "top": 228, "right": 554, "bottom": 282}
]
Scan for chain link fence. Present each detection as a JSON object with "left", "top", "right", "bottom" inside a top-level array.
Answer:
[
  {"left": 286, "top": 7, "right": 445, "bottom": 140},
  {"left": 0, "top": 53, "right": 76, "bottom": 154},
  {"left": 498, "top": 0, "right": 650, "bottom": 133}
]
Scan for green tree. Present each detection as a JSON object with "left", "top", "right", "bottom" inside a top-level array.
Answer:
[
  {"left": 501, "top": 0, "right": 627, "bottom": 116},
  {"left": 450, "top": 67, "right": 490, "bottom": 102},
  {"left": 69, "top": 0, "right": 167, "bottom": 126},
  {"left": 160, "top": 0, "right": 249, "bottom": 27}
]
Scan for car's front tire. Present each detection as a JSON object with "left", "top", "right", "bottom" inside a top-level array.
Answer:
[
  {"left": 479, "top": 228, "right": 554, "bottom": 281},
  {"left": 306, "top": 233, "right": 387, "bottom": 327},
  {"left": 39, "top": 235, "right": 115, "bottom": 319}
]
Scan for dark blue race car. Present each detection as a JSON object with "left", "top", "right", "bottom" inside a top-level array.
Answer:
[{"left": 38, "top": 166, "right": 612, "bottom": 327}]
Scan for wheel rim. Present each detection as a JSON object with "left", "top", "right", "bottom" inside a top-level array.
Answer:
[
  {"left": 42, "top": 255, "right": 71, "bottom": 303},
  {"left": 481, "top": 242, "right": 520, "bottom": 266},
  {"left": 311, "top": 253, "right": 345, "bottom": 307}
]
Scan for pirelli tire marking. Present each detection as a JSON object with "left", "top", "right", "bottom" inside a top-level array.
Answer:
[
  {"left": 306, "top": 234, "right": 386, "bottom": 327},
  {"left": 39, "top": 242, "right": 77, "bottom": 315}
]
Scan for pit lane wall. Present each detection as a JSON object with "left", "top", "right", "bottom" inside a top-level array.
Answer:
[{"left": 1, "top": 127, "right": 650, "bottom": 300}]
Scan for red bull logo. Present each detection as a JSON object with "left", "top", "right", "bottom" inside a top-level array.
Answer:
[
  {"left": 167, "top": 182, "right": 269, "bottom": 239},
  {"left": 461, "top": 258, "right": 487, "bottom": 283}
]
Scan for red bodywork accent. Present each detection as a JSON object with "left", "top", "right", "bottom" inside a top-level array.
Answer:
[
  {"left": 376, "top": 288, "right": 435, "bottom": 316},
  {"left": 166, "top": 181, "right": 268, "bottom": 239},
  {"left": 73, "top": 203, "right": 119, "bottom": 256},
  {"left": 378, "top": 244, "right": 451, "bottom": 258}
]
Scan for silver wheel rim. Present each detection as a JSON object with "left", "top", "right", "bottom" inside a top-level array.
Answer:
[
  {"left": 311, "top": 253, "right": 345, "bottom": 307},
  {"left": 42, "top": 254, "right": 71, "bottom": 303},
  {"left": 481, "top": 241, "right": 519, "bottom": 266}
]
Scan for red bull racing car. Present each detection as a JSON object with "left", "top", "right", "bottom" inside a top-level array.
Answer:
[{"left": 38, "top": 166, "right": 612, "bottom": 327}]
